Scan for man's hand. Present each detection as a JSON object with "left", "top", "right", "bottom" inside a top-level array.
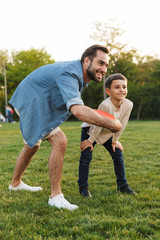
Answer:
[
  {"left": 112, "top": 141, "right": 123, "bottom": 152},
  {"left": 111, "top": 119, "right": 122, "bottom": 132},
  {"left": 80, "top": 140, "right": 93, "bottom": 151}
]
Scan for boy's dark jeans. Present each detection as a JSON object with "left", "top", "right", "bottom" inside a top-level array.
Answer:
[{"left": 78, "top": 127, "right": 127, "bottom": 190}]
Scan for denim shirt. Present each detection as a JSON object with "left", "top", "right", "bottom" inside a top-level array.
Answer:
[{"left": 9, "top": 60, "right": 86, "bottom": 148}]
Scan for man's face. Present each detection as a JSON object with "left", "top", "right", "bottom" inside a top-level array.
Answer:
[{"left": 87, "top": 50, "right": 109, "bottom": 83}]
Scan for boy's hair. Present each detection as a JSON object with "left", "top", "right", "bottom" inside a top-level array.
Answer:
[
  {"left": 81, "top": 44, "right": 109, "bottom": 63},
  {"left": 105, "top": 73, "right": 127, "bottom": 89}
]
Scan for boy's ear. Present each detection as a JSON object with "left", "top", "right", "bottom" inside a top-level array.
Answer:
[{"left": 105, "top": 88, "right": 110, "bottom": 96}]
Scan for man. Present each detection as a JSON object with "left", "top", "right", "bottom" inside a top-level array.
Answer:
[{"left": 9, "top": 45, "right": 122, "bottom": 211}]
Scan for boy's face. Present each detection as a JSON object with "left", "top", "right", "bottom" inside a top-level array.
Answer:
[{"left": 106, "top": 79, "right": 128, "bottom": 101}]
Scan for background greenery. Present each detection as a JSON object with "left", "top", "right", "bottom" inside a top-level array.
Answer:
[
  {"left": 0, "top": 20, "right": 160, "bottom": 120},
  {"left": 0, "top": 120, "right": 160, "bottom": 239}
]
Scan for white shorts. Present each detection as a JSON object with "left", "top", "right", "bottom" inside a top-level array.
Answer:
[{"left": 15, "top": 108, "right": 61, "bottom": 146}]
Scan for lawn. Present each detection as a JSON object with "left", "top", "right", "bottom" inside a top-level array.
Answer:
[{"left": 0, "top": 120, "right": 160, "bottom": 240}]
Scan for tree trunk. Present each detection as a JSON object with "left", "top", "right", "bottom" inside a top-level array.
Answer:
[{"left": 137, "top": 103, "right": 142, "bottom": 120}]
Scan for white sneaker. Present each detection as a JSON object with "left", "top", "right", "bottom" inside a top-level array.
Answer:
[
  {"left": 9, "top": 181, "right": 42, "bottom": 192},
  {"left": 48, "top": 193, "right": 79, "bottom": 211}
]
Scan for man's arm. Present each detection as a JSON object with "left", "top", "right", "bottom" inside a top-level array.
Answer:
[{"left": 70, "top": 105, "right": 122, "bottom": 133}]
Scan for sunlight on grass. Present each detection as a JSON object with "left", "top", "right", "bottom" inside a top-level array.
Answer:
[{"left": 0, "top": 121, "right": 160, "bottom": 239}]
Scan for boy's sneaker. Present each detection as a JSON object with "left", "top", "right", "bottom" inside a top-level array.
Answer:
[
  {"left": 48, "top": 193, "right": 79, "bottom": 211},
  {"left": 118, "top": 184, "right": 137, "bottom": 195},
  {"left": 80, "top": 189, "right": 92, "bottom": 198},
  {"left": 9, "top": 181, "right": 42, "bottom": 192}
]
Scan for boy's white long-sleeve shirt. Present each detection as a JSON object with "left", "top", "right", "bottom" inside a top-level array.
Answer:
[{"left": 81, "top": 97, "right": 133, "bottom": 145}]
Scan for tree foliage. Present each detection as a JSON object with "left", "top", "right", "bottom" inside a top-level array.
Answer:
[
  {"left": 82, "top": 20, "right": 160, "bottom": 120},
  {"left": 0, "top": 24, "right": 160, "bottom": 119},
  {"left": 0, "top": 48, "right": 55, "bottom": 115},
  {"left": 7, "top": 48, "right": 55, "bottom": 97}
]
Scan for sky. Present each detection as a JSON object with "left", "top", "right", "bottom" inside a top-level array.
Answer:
[{"left": 0, "top": 0, "right": 160, "bottom": 61}]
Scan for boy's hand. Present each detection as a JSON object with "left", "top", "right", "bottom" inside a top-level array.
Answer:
[
  {"left": 112, "top": 141, "right": 123, "bottom": 152},
  {"left": 80, "top": 140, "right": 93, "bottom": 151}
]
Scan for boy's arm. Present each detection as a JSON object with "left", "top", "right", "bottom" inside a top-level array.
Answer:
[{"left": 112, "top": 102, "right": 133, "bottom": 143}]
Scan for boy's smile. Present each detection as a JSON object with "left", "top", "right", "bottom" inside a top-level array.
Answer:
[{"left": 106, "top": 79, "right": 128, "bottom": 107}]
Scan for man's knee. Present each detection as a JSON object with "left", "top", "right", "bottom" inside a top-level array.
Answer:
[
  {"left": 47, "top": 130, "right": 67, "bottom": 151},
  {"left": 24, "top": 144, "right": 40, "bottom": 154}
]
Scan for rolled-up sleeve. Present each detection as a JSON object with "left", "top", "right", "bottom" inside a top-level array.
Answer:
[
  {"left": 57, "top": 71, "right": 84, "bottom": 111},
  {"left": 66, "top": 98, "right": 84, "bottom": 111}
]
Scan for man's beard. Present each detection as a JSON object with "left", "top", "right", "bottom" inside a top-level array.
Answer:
[{"left": 87, "top": 62, "right": 103, "bottom": 82}]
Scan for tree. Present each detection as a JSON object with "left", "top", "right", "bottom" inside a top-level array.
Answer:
[
  {"left": 127, "top": 56, "right": 160, "bottom": 119},
  {"left": 88, "top": 19, "right": 128, "bottom": 100},
  {"left": 86, "top": 19, "right": 160, "bottom": 120},
  {"left": 90, "top": 19, "right": 127, "bottom": 73},
  {"left": 7, "top": 48, "right": 55, "bottom": 98},
  {"left": 0, "top": 50, "right": 9, "bottom": 112},
  {"left": 82, "top": 19, "right": 135, "bottom": 107}
]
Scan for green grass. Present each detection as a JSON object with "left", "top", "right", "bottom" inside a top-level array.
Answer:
[{"left": 0, "top": 121, "right": 160, "bottom": 240}]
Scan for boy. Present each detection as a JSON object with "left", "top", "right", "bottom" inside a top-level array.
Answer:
[{"left": 78, "top": 73, "right": 136, "bottom": 197}]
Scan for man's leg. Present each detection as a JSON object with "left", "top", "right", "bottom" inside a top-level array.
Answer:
[
  {"left": 9, "top": 144, "right": 42, "bottom": 191},
  {"left": 47, "top": 130, "right": 78, "bottom": 210},
  {"left": 47, "top": 130, "right": 67, "bottom": 198}
]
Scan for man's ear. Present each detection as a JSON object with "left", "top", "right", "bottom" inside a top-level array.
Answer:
[
  {"left": 105, "top": 88, "right": 110, "bottom": 96},
  {"left": 83, "top": 57, "right": 90, "bottom": 67}
]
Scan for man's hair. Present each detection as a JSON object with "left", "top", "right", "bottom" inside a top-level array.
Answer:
[
  {"left": 105, "top": 73, "right": 127, "bottom": 89},
  {"left": 81, "top": 44, "right": 109, "bottom": 63}
]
